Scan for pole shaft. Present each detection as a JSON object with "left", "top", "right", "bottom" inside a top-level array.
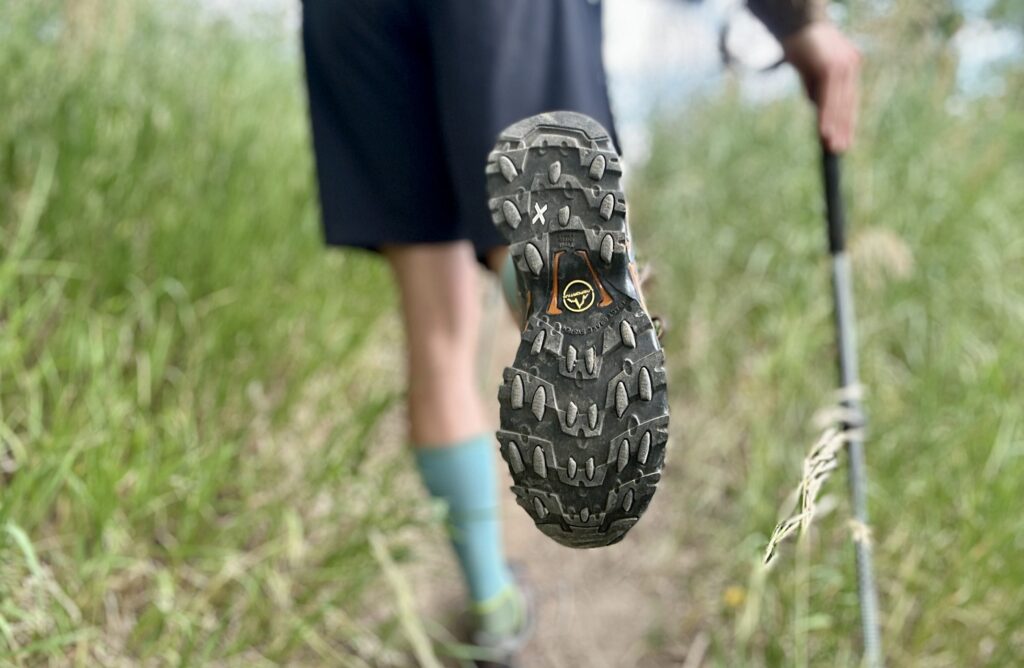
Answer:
[{"left": 823, "top": 150, "right": 884, "bottom": 668}]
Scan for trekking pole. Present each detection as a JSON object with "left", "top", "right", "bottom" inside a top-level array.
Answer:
[{"left": 822, "top": 149, "right": 884, "bottom": 668}]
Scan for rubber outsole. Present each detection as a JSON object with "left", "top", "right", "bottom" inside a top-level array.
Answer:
[{"left": 487, "top": 111, "right": 670, "bottom": 549}]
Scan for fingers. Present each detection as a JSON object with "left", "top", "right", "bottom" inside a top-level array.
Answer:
[
  {"left": 818, "top": 47, "right": 860, "bottom": 153},
  {"left": 819, "top": 71, "right": 847, "bottom": 153},
  {"left": 817, "top": 72, "right": 838, "bottom": 152},
  {"left": 818, "top": 61, "right": 859, "bottom": 152},
  {"left": 841, "top": 54, "right": 861, "bottom": 151}
]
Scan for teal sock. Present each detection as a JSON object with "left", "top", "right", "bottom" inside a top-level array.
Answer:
[
  {"left": 414, "top": 434, "right": 513, "bottom": 604},
  {"left": 499, "top": 254, "right": 525, "bottom": 318}
]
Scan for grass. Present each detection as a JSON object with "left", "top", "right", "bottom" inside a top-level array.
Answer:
[
  {"left": 631, "top": 11, "right": 1024, "bottom": 663},
  {"left": 3, "top": 0, "right": 1024, "bottom": 665},
  {"left": 1, "top": 2, "right": 417, "bottom": 664}
]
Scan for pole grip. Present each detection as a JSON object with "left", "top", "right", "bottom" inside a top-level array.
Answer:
[{"left": 823, "top": 150, "right": 845, "bottom": 255}]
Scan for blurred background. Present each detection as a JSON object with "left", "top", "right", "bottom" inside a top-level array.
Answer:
[{"left": 2, "top": 0, "right": 1022, "bottom": 665}]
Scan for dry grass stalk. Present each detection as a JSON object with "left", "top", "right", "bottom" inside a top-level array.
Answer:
[
  {"left": 368, "top": 531, "right": 443, "bottom": 668},
  {"left": 763, "top": 397, "right": 868, "bottom": 568}
]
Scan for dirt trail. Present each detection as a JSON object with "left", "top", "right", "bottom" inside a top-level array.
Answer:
[{"left": 409, "top": 285, "right": 702, "bottom": 667}]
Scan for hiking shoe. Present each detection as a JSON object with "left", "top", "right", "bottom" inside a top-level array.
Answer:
[
  {"left": 470, "top": 567, "right": 535, "bottom": 667},
  {"left": 486, "top": 111, "right": 670, "bottom": 549}
]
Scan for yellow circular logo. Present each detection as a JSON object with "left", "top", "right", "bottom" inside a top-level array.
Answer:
[{"left": 562, "top": 280, "right": 596, "bottom": 313}]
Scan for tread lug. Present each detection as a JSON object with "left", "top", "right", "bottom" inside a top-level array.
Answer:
[{"left": 499, "top": 155, "right": 517, "bottom": 182}]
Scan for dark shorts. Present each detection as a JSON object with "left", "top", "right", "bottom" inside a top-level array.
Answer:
[{"left": 301, "top": 0, "right": 616, "bottom": 259}]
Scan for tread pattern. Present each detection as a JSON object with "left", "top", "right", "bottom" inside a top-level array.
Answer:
[{"left": 487, "top": 112, "right": 670, "bottom": 549}]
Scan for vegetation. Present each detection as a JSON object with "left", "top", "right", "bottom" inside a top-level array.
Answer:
[
  {"left": 632, "top": 6, "right": 1024, "bottom": 663},
  {"left": 2, "top": 0, "right": 1022, "bottom": 665},
  {"left": 2, "top": 2, "right": 413, "bottom": 664}
]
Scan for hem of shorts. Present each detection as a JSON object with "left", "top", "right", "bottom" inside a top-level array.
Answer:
[{"left": 323, "top": 235, "right": 508, "bottom": 267}]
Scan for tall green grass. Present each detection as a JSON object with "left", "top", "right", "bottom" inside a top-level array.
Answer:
[
  {"left": 633, "top": 10, "right": 1024, "bottom": 664},
  {"left": 1, "top": 2, "right": 414, "bottom": 664}
]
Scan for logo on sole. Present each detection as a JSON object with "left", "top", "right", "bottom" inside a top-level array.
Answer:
[{"left": 562, "top": 280, "right": 596, "bottom": 313}]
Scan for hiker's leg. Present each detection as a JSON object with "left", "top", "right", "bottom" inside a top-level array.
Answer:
[
  {"left": 486, "top": 246, "right": 524, "bottom": 322},
  {"left": 385, "top": 242, "right": 487, "bottom": 446},
  {"left": 384, "top": 242, "right": 522, "bottom": 633},
  {"left": 485, "top": 247, "right": 507, "bottom": 275}
]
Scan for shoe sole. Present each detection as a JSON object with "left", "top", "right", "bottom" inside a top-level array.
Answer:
[{"left": 486, "top": 111, "right": 669, "bottom": 549}]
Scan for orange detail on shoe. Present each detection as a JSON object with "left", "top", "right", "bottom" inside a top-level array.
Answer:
[
  {"left": 576, "top": 251, "right": 613, "bottom": 307},
  {"left": 523, "top": 290, "right": 532, "bottom": 331},
  {"left": 546, "top": 251, "right": 565, "bottom": 315}
]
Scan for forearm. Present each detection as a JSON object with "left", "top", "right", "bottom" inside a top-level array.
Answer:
[{"left": 746, "top": 0, "right": 827, "bottom": 40}]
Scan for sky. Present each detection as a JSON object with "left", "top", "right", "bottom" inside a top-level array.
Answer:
[
  {"left": 602, "top": 0, "right": 796, "bottom": 156},
  {"left": 602, "top": 0, "right": 1022, "bottom": 155}
]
